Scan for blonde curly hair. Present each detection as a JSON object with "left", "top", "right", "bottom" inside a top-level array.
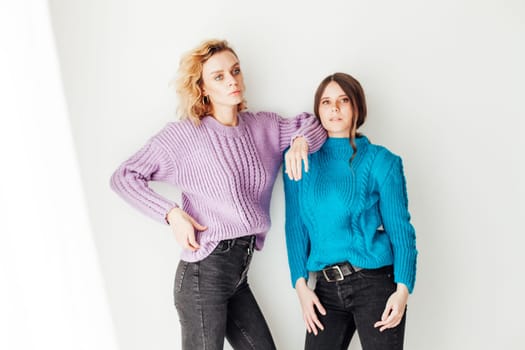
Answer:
[{"left": 175, "top": 39, "right": 247, "bottom": 124}]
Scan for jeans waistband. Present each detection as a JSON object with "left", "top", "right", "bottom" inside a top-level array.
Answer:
[{"left": 219, "top": 235, "right": 256, "bottom": 251}]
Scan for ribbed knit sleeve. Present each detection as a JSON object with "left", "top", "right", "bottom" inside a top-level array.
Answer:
[
  {"left": 110, "top": 139, "right": 178, "bottom": 224},
  {"left": 378, "top": 156, "right": 418, "bottom": 293},
  {"left": 277, "top": 112, "right": 327, "bottom": 153},
  {"left": 283, "top": 167, "right": 310, "bottom": 288}
]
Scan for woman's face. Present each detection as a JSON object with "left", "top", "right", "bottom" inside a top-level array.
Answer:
[
  {"left": 318, "top": 81, "right": 353, "bottom": 138},
  {"left": 201, "top": 50, "right": 245, "bottom": 110}
]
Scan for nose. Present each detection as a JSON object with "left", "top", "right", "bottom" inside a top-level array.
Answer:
[
  {"left": 331, "top": 104, "right": 339, "bottom": 112},
  {"left": 226, "top": 73, "right": 238, "bottom": 86}
]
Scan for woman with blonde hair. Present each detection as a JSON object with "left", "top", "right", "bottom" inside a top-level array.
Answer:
[{"left": 110, "top": 39, "right": 326, "bottom": 349}]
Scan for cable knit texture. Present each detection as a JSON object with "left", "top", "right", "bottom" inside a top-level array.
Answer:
[
  {"left": 110, "top": 111, "right": 326, "bottom": 262},
  {"left": 284, "top": 136, "right": 417, "bottom": 293}
]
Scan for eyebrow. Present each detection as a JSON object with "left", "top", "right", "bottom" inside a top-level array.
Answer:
[
  {"left": 209, "top": 62, "right": 240, "bottom": 76},
  {"left": 321, "top": 94, "right": 348, "bottom": 99}
]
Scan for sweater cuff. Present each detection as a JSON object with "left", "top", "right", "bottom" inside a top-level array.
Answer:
[
  {"left": 393, "top": 249, "right": 417, "bottom": 293},
  {"left": 291, "top": 270, "right": 309, "bottom": 289}
]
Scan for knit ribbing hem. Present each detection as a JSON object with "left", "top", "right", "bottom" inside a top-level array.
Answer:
[
  {"left": 179, "top": 227, "right": 269, "bottom": 262},
  {"left": 304, "top": 251, "right": 416, "bottom": 293}
]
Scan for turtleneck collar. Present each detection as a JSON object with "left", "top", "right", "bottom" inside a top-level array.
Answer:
[
  {"left": 323, "top": 135, "right": 369, "bottom": 150},
  {"left": 319, "top": 135, "right": 370, "bottom": 161}
]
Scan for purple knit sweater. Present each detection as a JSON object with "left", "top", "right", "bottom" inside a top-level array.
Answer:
[{"left": 110, "top": 111, "right": 326, "bottom": 262}]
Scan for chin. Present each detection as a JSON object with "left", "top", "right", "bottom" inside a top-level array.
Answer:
[{"left": 230, "top": 97, "right": 243, "bottom": 105}]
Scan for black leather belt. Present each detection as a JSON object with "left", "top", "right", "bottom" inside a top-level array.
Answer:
[{"left": 321, "top": 262, "right": 363, "bottom": 282}]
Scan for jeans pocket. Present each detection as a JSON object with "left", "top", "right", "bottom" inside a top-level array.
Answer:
[
  {"left": 358, "top": 266, "right": 394, "bottom": 281},
  {"left": 210, "top": 240, "right": 232, "bottom": 255},
  {"left": 174, "top": 260, "right": 189, "bottom": 294}
]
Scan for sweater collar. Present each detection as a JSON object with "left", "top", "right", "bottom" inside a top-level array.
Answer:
[
  {"left": 201, "top": 112, "right": 248, "bottom": 137},
  {"left": 323, "top": 135, "right": 369, "bottom": 149},
  {"left": 321, "top": 135, "right": 369, "bottom": 159}
]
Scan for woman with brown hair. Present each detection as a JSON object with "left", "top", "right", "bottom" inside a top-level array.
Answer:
[
  {"left": 284, "top": 72, "right": 417, "bottom": 350},
  {"left": 110, "top": 39, "right": 326, "bottom": 349}
]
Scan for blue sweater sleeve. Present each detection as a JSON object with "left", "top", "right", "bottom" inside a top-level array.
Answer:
[
  {"left": 283, "top": 165, "right": 310, "bottom": 288},
  {"left": 378, "top": 156, "right": 418, "bottom": 293}
]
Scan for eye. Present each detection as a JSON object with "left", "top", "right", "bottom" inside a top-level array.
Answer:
[
  {"left": 232, "top": 67, "right": 241, "bottom": 75},
  {"left": 321, "top": 100, "right": 330, "bottom": 105},
  {"left": 340, "top": 97, "right": 350, "bottom": 103},
  {"left": 214, "top": 74, "right": 223, "bottom": 81}
]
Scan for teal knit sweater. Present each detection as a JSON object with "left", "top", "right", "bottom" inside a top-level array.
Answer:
[{"left": 284, "top": 136, "right": 417, "bottom": 293}]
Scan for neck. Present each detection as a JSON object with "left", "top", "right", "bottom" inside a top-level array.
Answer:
[
  {"left": 327, "top": 129, "right": 351, "bottom": 138},
  {"left": 211, "top": 105, "right": 238, "bottom": 126}
]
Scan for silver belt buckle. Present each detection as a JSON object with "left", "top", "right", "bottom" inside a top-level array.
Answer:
[{"left": 322, "top": 265, "right": 344, "bottom": 282}]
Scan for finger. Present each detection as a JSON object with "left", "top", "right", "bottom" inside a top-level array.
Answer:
[
  {"left": 188, "top": 216, "right": 207, "bottom": 232},
  {"left": 374, "top": 316, "right": 390, "bottom": 328},
  {"left": 284, "top": 153, "right": 293, "bottom": 180},
  {"left": 291, "top": 150, "right": 302, "bottom": 180},
  {"left": 287, "top": 156, "right": 294, "bottom": 180},
  {"left": 186, "top": 232, "right": 200, "bottom": 250},
  {"left": 181, "top": 238, "right": 195, "bottom": 251},
  {"left": 302, "top": 151, "right": 309, "bottom": 173},
  {"left": 387, "top": 317, "right": 402, "bottom": 330},
  {"left": 193, "top": 222, "right": 208, "bottom": 231},
  {"left": 306, "top": 315, "right": 319, "bottom": 335},
  {"left": 374, "top": 312, "right": 395, "bottom": 327},
  {"left": 173, "top": 228, "right": 197, "bottom": 251},
  {"left": 295, "top": 158, "right": 302, "bottom": 180},
  {"left": 381, "top": 304, "right": 393, "bottom": 321},
  {"left": 377, "top": 313, "right": 398, "bottom": 332},
  {"left": 384, "top": 310, "right": 400, "bottom": 327},
  {"left": 293, "top": 155, "right": 301, "bottom": 181},
  {"left": 312, "top": 315, "right": 324, "bottom": 332},
  {"left": 307, "top": 305, "right": 323, "bottom": 332},
  {"left": 185, "top": 236, "right": 198, "bottom": 251},
  {"left": 314, "top": 299, "right": 326, "bottom": 316},
  {"left": 303, "top": 315, "right": 312, "bottom": 334}
]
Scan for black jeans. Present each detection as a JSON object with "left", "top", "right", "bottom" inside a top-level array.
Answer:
[
  {"left": 305, "top": 265, "right": 406, "bottom": 350},
  {"left": 174, "top": 235, "right": 276, "bottom": 350}
]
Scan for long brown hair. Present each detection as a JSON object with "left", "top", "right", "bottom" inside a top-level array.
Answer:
[
  {"left": 314, "top": 72, "right": 367, "bottom": 163},
  {"left": 175, "top": 39, "right": 247, "bottom": 124}
]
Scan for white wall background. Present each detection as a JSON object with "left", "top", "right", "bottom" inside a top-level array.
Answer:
[
  {"left": 1, "top": 2, "right": 118, "bottom": 349},
  {"left": 48, "top": 0, "right": 525, "bottom": 349}
]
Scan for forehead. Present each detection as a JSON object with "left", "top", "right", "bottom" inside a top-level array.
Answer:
[
  {"left": 202, "top": 50, "right": 239, "bottom": 74},
  {"left": 322, "top": 81, "right": 345, "bottom": 97}
]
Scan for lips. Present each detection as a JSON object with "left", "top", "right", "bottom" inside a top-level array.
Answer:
[{"left": 230, "top": 90, "right": 241, "bottom": 95}]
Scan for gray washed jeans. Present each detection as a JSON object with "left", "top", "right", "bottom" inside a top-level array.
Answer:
[{"left": 174, "top": 235, "right": 276, "bottom": 350}]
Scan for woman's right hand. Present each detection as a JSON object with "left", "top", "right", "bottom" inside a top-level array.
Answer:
[
  {"left": 295, "top": 278, "right": 326, "bottom": 335},
  {"left": 166, "top": 207, "right": 208, "bottom": 251}
]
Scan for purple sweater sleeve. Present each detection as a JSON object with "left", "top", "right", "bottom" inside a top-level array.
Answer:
[
  {"left": 277, "top": 112, "right": 327, "bottom": 153},
  {"left": 110, "top": 139, "right": 178, "bottom": 224}
]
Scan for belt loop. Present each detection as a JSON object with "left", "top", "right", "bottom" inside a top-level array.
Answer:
[{"left": 248, "top": 235, "right": 255, "bottom": 255}]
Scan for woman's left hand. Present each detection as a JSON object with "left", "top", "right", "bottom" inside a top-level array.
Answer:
[
  {"left": 285, "top": 136, "right": 309, "bottom": 181},
  {"left": 374, "top": 283, "right": 409, "bottom": 332}
]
